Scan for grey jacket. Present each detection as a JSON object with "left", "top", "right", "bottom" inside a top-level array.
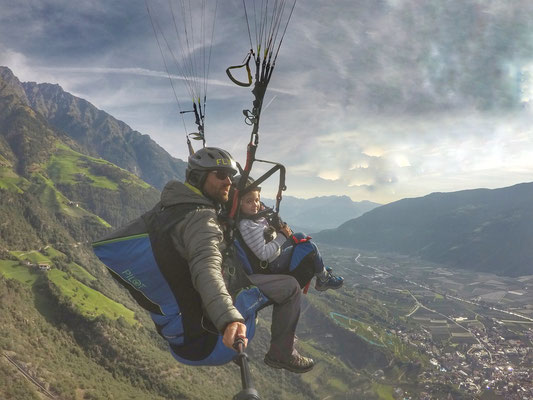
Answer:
[{"left": 161, "top": 180, "right": 244, "bottom": 332}]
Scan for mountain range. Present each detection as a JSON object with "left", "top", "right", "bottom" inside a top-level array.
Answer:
[
  {"left": 314, "top": 183, "right": 533, "bottom": 277},
  {"left": 264, "top": 195, "right": 380, "bottom": 232}
]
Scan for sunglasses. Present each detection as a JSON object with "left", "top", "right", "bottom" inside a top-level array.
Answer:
[{"left": 211, "top": 169, "right": 235, "bottom": 181}]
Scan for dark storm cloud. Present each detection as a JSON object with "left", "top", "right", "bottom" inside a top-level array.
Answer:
[
  {"left": 0, "top": 1, "right": 150, "bottom": 65},
  {"left": 291, "top": 0, "right": 533, "bottom": 114}
]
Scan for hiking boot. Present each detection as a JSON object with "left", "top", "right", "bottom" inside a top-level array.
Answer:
[
  {"left": 315, "top": 269, "right": 344, "bottom": 291},
  {"left": 264, "top": 351, "right": 314, "bottom": 373}
]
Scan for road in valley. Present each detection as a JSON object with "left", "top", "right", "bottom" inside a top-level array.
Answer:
[{"left": 354, "top": 254, "right": 533, "bottom": 323}]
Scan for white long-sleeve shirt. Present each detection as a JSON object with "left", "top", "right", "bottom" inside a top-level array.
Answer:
[{"left": 238, "top": 217, "right": 287, "bottom": 262}]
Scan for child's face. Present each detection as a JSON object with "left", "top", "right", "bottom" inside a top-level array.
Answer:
[{"left": 240, "top": 190, "right": 261, "bottom": 216}]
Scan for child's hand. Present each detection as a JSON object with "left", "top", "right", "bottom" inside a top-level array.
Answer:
[{"left": 280, "top": 223, "right": 292, "bottom": 238}]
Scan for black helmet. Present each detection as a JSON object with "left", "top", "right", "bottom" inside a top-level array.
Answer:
[
  {"left": 186, "top": 147, "right": 239, "bottom": 188},
  {"left": 232, "top": 175, "right": 261, "bottom": 192},
  {"left": 228, "top": 174, "right": 261, "bottom": 209}
]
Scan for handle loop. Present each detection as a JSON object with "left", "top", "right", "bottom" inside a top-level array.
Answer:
[{"left": 226, "top": 52, "right": 253, "bottom": 87}]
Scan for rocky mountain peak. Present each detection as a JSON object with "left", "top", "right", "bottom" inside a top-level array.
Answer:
[
  {"left": 0, "top": 66, "right": 30, "bottom": 109},
  {"left": 18, "top": 75, "right": 186, "bottom": 190}
]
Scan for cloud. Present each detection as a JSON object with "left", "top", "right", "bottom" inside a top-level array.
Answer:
[
  {"left": 282, "top": 109, "right": 533, "bottom": 200},
  {"left": 289, "top": 0, "right": 533, "bottom": 116},
  {"left": 2, "top": 0, "right": 533, "bottom": 203},
  {"left": 0, "top": 47, "right": 33, "bottom": 81},
  {"left": 35, "top": 66, "right": 239, "bottom": 88}
]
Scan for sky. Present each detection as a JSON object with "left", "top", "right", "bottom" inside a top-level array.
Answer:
[{"left": 1, "top": 0, "right": 533, "bottom": 204}]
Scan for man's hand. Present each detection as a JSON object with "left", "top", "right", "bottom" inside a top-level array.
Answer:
[{"left": 223, "top": 321, "right": 248, "bottom": 349}]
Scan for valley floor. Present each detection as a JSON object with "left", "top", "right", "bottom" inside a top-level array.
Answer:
[{"left": 318, "top": 244, "right": 533, "bottom": 399}]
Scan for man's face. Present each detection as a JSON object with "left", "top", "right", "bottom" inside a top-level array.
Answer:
[{"left": 202, "top": 169, "right": 233, "bottom": 203}]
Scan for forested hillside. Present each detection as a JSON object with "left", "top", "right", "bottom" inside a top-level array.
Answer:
[{"left": 22, "top": 77, "right": 187, "bottom": 191}]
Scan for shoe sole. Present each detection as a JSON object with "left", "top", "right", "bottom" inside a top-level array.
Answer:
[
  {"left": 264, "top": 357, "right": 314, "bottom": 373},
  {"left": 315, "top": 280, "right": 344, "bottom": 292}
]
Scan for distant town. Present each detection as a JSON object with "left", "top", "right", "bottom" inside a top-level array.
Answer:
[{"left": 321, "top": 246, "right": 533, "bottom": 400}]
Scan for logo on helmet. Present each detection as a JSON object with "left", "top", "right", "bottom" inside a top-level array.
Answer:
[{"left": 216, "top": 158, "right": 231, "bottom": 166}]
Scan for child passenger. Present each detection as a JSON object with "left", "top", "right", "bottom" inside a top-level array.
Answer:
[{"left": 237, "top": 178, "right": 344, "bottom": 291}]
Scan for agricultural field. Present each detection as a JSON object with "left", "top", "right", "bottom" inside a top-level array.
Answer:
[
  {"left": 1, "top": 247, "right": 131, "bottom": 324},
  {"left": 0, "top": 260, "right": 39, "bottom": 286},
  {"left": 47, "top": 269, "right": 136, "bottom": 324},
  {"left": 46, "top": 142, "right": 151, "bottom": 191},
  {"left": 0, "top": 166, "right": 29, "bottom": 193}
]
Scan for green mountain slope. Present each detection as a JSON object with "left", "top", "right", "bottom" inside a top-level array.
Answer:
[
  {"left": 22, "top": 78, "right": 187, "bottom": 191},
  {"left": 315, "top": 182, "right": 533, "bottom": 276},
  {"left": 0, "top": 67, "right": 160, "bottom": 244},
  {"left": 45, "top": 142, "right": 158, "bottom": 227},
  {"left": 0, "top": 276, "right": 238, "bottom": 400}
]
